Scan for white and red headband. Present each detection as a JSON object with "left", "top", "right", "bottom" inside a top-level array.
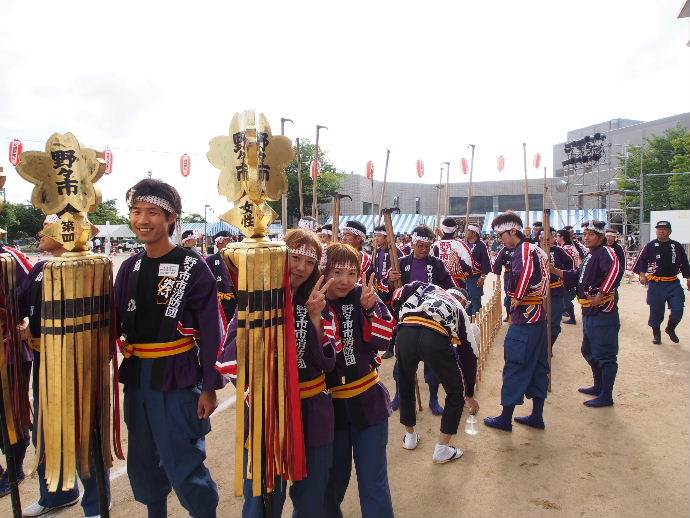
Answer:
[
  {"left": 440, "top": 223, "right": 457, "bottom": 234},
  {"left": 343, "top": 226, "right": 366, "bottom": 240},
  {"left": 332, "top": 261, "right": 358, "bottom": 270},
  {"left": 581, "top": 221, "right": 605, "bottom": 234},
  {"left": 128, "top": 193, "right": 178, "bottom": 215},
  {"left": 466, "top": 224, "right": 481, "bottom": 234},
  {"left": 493, "top": 221, "right": 523, "bottom": 234},
  {"left": 373, "top": 229, "right": 387, "bottom": 236},
  {"left": 298, "top": 218, "right": 319, "bottom": 231},
  {"left": 411, "top": 232, "right": 433, "bottom": 245},
  {"left": 289, "top": 243, "right": 318, "bottom": 261}
]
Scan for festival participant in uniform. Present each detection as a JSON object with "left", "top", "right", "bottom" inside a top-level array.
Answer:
[
  {"left": 432, "top": 217, "right": 473, "bottom": 288},
  {"left": 484, "top": 212, "right": 549, "bottom": 432},
  {"left": 319, "top": 224, "right": 333, "bottom": 271},
  {"left": 17, "top": 215, "right": 110, "bottom": 517},
  {"left": 389, "top": 225, "right": 456, "bottom": 416},
  {"left": 491, "top": 243, "right": 513, "bottom": 322},
  {"left": 538, "top": 227, "right": 574, "bottom": 349},
  {"left": 373, "top": 225, "right": 403, "bottom": 360},
  {"left": 181, "top": 229, "right": 200, "bottom": 253},
  {"left": 531, "top": 221, "right": 543, "bottom": 243},
  {"left": 205, "top": 230, "right": 237, "bottom": 328},
  {"left": 342, "top": 220, "right": 373, "bottom": 278},
  {"left": 298, "top": 216, "right": 319, "bottom": 232},
  {"left": 400, "top": 234, "right": 412, "bottom": 256},
  {"left": 458, "top": 224, "right": 491, "bottom": 316},
  {"left": 605, "top": 229, "right": 626, "bottom": 288},
  {"left": 392, "top": 281, "right": 479, "bottom": 464},
  {"left": 115, "top": 179, "right": 225, "bottom": 518},
  {"left": 556, "top": 229, "right": 581, "bottom": 324},
  {"left": 551, "top": 220, "right": 621, "bottom": 407},
  {"left": 0, "top": 235, "right": 33, "bottom": 498},
  {"left": 322, "top": 243, "right": 395, "bottom": 518},
  {"left": 225, "top": 228, "right": 337, "bottom": 518},
  {"left": 632, "top": 220, "right": 690, "bottom": 344}
]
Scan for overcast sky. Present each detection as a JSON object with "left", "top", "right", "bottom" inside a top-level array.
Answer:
[{"left": 1, "top": 0, "right": 688, "bottom": 218}]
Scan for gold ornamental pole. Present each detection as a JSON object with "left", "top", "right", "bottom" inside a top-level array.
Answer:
[
  {"left": 207, "top": 110, "right": 306, "bottom": 504},
  {"left": 15, "top": 133, "right": 118, "bottom": 518}
]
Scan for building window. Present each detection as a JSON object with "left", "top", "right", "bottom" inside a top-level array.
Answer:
[{"left": 362, "top": 202, "right": 379, "bottom": 215}]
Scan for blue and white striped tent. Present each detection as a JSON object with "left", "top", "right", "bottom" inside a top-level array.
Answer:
[
  {"left": 180, "top": 221, "right": 242, "bottom": 236},
  {"left": 481, "top": 209, "right": 608, "bottom": 235},
  {"left": 324, "top": 213, "right": 428, "bottom": 235}
]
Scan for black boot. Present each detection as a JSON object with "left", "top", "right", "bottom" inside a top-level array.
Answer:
[
  {"left": 584, "top": 371, "right": 615, "bottom": 408},
  {"left": 652, "top": 326, "right": 662, "bottom": 344},
  {"left": 578, "top": 364, "right": 601, "bottom": 396},
  {"left": 665, "top": 320, "right": 680, "bottom": 344}
]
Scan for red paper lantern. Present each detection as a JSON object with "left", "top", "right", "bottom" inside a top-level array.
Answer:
[
  {"left": 416, "top": 160, "right": 424, "bottom": 178},
  {"left": 460, "top": 158, "right": 469, "bottom": 175},
  {"left": 310, "top": 160, "right": 320, "bottom": 180},
  {"left": 533, "top": 152, "right": 542, "bottom": 169},
  {"left": 497, "top": 155, "right": 505, "bottom": 172},
  {"left": 8, "top": 139, "right": 23, "bottom": 166},
  {"left": 366, "top": 160, "right": 374, "bottom": 180},
  {"left": 103, "top": 148, "right": 113, "bottom": 175},
  {"left": 180, "top": 153, "right": 191, "bottom": 177}
]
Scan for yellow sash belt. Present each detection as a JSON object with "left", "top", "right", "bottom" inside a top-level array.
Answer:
[
  {"left": 299, "top": 373, "right": 327, "bottom": 399},
  {"left": 550, "top": 279, "right": 564, "bottom": 289},
  {"left": 401, "top": 316, "right": 449, "bottom": 337},
  {"left": 120, "top": 337, "right": 195, "bottom": 359},
  {"left": 513, "top": 295, "right": 544, "bottom": 306},
  {"left": 331, "top": 371, "right": 380, "bottom": 399},
  {"left": 647, "top": 275, "right": 677, "bottom": 282},
  {"left": 578, "top": 293, "right": 615, "bottom": 308},
  {"left": 218, "top": 291, "right": 235, "bottom": 300}
]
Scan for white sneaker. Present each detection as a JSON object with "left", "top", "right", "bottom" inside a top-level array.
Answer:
[
  {"left": 402, "top": 432, "right": 420, "bottom": 450},
  {"left": 23, "top": 497, "right": 80, "bottom": 517},
  {"left": 433, "top": 444, "right": 463, "bottom": 464}
]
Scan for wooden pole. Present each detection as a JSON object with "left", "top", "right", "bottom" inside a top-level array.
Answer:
[
  {"left": 443, "top": 161, "right": 451, "bottom": 219},
  {"left": 464, "top": 145, "right": 476, "bottom": 233},
  {"left": 377, "top": 150, "right": 390, "bottom": 226},
  {"left": 436, "top": 165, "right": 443, "bottom": 231},
  {"left": 542, "top": 199, "right": 553, "bottom": 392},
  {"left": 523, "top": 143, "right": 531, "bottom": 229},
  {"left": 295, "top": 138, "right": 304, "bottom": 219},
  {"left": 280, "top": 117, "right": 293, "bottom": 233},
  {"left": 313, "top": 125, "right": 327, "bottom": 220}
]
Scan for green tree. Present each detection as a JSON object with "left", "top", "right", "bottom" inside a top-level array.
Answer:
[
  {"left": 89, "top": 199, "right": 129, "bottom": 225},
  {"left": 267, "top": 139, "right": 343, "bottom": 226},
  {"left": 182, "top": 213, "right": 206, "bottom": 223},
  {"left": 1, "top": 202, "right": 44, "bottom": 241},
  {"left": 618, "top": 126, "right": 690, "bottom": 223}
]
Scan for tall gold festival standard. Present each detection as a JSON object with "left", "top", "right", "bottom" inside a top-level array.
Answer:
[
  {"left": 208, "top": 111, "right": 305, "bottom": 498},
  {"left": 16, "top": 133, "right": 118, "bottom": 492}
]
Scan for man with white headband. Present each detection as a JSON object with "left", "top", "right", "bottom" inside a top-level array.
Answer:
[
  {"left": 205, "top": 230, "right": 237, "bottom": 328},
  {"left": 342, "top": 220, "right": 373, "bottom": 278},
  {"left": 551, "top": 220, "right": 622, "bottom": 408},
  {"left": 318, "top": 224, "right": 333, "bottom": 270},
  {"left": 115, "top": 178, "right": 225, "bottom": 517},
  {"left": 457, "top": 223, "right": 491, "bottom": 316},
  {"left": 389, "top": 224, "right": 456, "bottom": 416},
  {"left": 633, "top": 220, "right": 690, "bottom": 344},
  {"left": 432, "top": 217, "right": 473, "bottom": 289},
  {"left": 298, "top": 216, "right": 319, "bottom": 232},
  {"left": 372, "top": 225, "right": 403, "bottom": 360},
  {"left": 484, "top": 212, "right": 550, "bottom": 432},
  {"left": 605, "top": 229, "right": 625, "bottom": 289}
]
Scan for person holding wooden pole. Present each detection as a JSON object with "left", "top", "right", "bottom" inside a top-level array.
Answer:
[{"left": 484, "top": 212, "right": 549, "bottom": 432}]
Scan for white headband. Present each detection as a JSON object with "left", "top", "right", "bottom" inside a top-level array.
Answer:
[
  {"left": 582, "top": 222, "right": 605, "bottom": 234},
  {"left": 332, "top": 261, "right": 357, "bottom": 270},
  {"left": 289, "top": 243, "right": 318, "bottom": 261},
  {"left": 440, "top": 224, "right": 457, "bottom": 234},
  {"left": 493, "top": 222, "right": 523, "bottom": 234},
  {"left": 411, "top": 233, "right": 433, "bottom": 244},
  {"left": 373, "top": 230, "right": 387, "bottom": 236},
  {"left": 129, "top": 194, "right": 178, "bottom": 215},
  {"left": 215, "top": 235, "right": 229, "bottom": 244},
  {"left": 466, "top": 224, "right": 481, "bottom": 234},
  {"left": 605, "top": 231, "right": 617, "bottom": 237},
  {"left": 343, "top": 226, "right": 366, "bottom": 239},
  {"left": 320, "top": 228, "right": 333, "bottom": 236},
  {"left": 298, "top": 218, "right": 318, "bottom": 231}
]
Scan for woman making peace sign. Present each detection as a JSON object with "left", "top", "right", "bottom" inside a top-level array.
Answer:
[{"left": 322, "top": 243, "right": 396, "bottom": 518}]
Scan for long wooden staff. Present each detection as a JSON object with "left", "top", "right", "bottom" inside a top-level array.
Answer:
[
  {"left": 541, "top": 196, "right": 553, "bottom": 392},
  {"left": 523, "top": 142, "right": 531, "bottom": 229},
  {"left": 376, "top": 149, "right": 390, "bottom": 227},
  {"left": 280, "top": 117, "right": 294, "bottom": 233},
  {"left": 312, "top": 125, "right": 328, "bottom": 220},
  {"left": 296, "top": 138, "right": 304, "bottom": 219},
  {"left": 443, "top": 162, "right": 451, "bottom": 219},
  {"left": 435, "top": 165, "right": 443, "bottom": 231},
  {"left": 464, "top": 145, "right": 476, "bottom": 233}
]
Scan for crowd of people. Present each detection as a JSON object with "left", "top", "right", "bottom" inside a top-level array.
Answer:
[{"left": 1, "top": 177, "right": 688, "bottom": 518}]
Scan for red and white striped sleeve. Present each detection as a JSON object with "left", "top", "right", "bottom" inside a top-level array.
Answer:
[
  {"left": 513, "top": 242, "right": 533, "bottom": 300},
  {"left": 600, "top": 247, "right": 620, "bottom": 294}
]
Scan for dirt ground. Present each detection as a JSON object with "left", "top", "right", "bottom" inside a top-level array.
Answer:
[{"left": 2, "top": 275, "right": 689, "bottom": 517}]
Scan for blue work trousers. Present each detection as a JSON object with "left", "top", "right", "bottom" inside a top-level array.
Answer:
[
  {"left": 582, "top": 311, "right": 620, "bottom": 378},
  {"left": 325, "top": 420, "right": 394, "bottom": 518},
  {"left": 123, "top": 360, "right": 218, "bottom": 518},
  {"left": 647, "top": 280, "right": 685, "bottom": 328},
  {"left": 550, "top": 296, "right": 565, "bottom": 346},
  {"left": 501, "top": 321, "right": 549, "bottom": 406},
  {"left": 466, "top": 275, "right": 484, "bottom": 316},
  {"left": 31, "top": 353, "right": 108, "bottom": 516}
]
